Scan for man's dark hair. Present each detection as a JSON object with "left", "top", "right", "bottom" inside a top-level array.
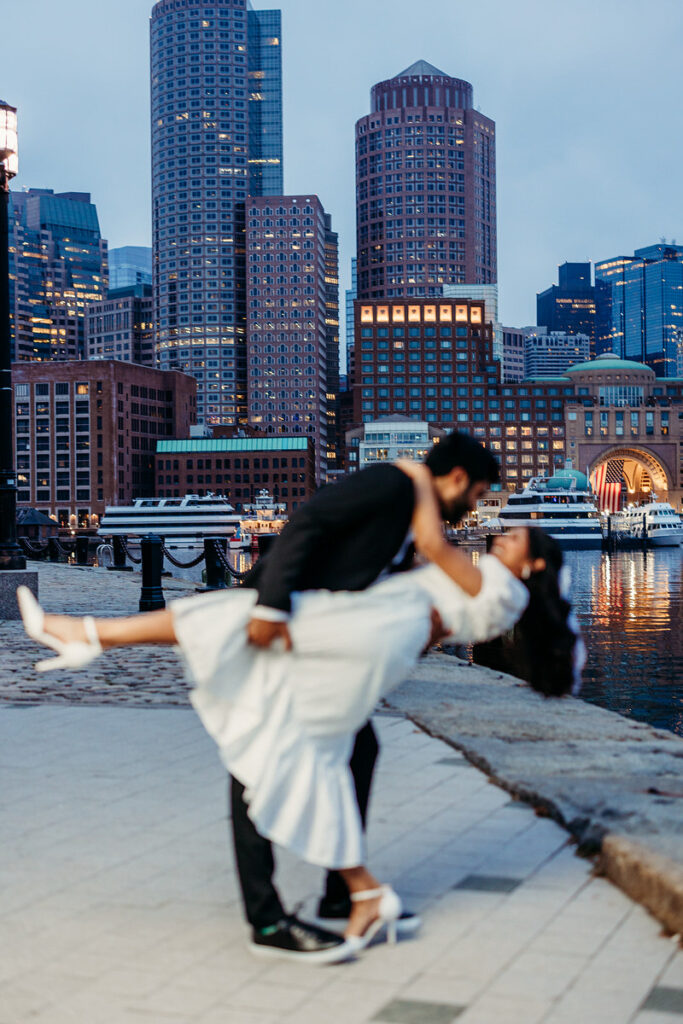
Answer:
[{"left": 424, "top": 430, "right": 500, "bottom": 485}]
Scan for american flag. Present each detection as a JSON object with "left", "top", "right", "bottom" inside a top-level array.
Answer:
[{"left": 591, "top": 461, "right": 623, "bottom": 513}]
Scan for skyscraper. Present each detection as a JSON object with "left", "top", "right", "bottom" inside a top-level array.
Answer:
[
  {"left": 245, "top": 196, "right": 336, "bottom": 482},
  {"left": 9, "top": 189, "right": 108, "bottom": 361},
  {"left": 595, "top": 244, "right": 683, "bottom": 376},
  {"left": 355, "top": 61, "right": 496, "bottom": 301},
  {"left": 109, "top": 246, "right": 153, "bottom": 289},
  {"left": 536, "top": 262, "right": 596, "bottom": 347},
  {"left": 247, "top": 7, "right": 283, "bottom": 196},
  {"left": 151, "top": 0, "right": 283, "bottom": 427},
  {"left": 323, "top": 213, "right": 340, "bottom": 475}
]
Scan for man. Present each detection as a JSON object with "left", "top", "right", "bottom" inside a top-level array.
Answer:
[{"left": 235, "top": 431, "right": 499, "bottom": 962}]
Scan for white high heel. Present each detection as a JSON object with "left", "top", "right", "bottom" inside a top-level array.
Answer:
[
  {"left": 17, "top": 586, "right": 103, "bottom": 672},
  {"left": 345, "top": 885, "right": 402, "bottom": 952}
]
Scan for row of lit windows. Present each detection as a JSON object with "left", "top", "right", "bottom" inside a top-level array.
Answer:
[{"left": 359, "top": 303, "right": 482, "bottom": 325}]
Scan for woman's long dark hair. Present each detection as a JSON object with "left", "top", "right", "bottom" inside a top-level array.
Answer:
[{"left": 474, "top": 527, "right": 578, "bottom": 697}]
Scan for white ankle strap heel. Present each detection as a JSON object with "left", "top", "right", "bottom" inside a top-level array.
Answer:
[
  {"left": 17, "top": 586, "right": 103, "bottom": 672},
  {"left": 347, "top": 884, "right": 402, "bottom": 949}
]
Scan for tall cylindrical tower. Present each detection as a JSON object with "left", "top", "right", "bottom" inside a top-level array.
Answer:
[
  {"left": 150, "top": 0, "right": 282, "bottom": 427},
  {"left": 355, "top": 60, "right": 496, "bottom": 301}
]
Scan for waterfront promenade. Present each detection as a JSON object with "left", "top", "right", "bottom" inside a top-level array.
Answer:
[{"left": 1, "top": 565, "right": 682, "bottom": 1024}]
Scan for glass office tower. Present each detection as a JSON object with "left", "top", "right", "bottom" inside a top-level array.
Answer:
[
  {"left": 248, "top": 7, "right": 283, "bottom": 196},
  {"left": 595, "top": 244, "right": 683, "bottom": 376},
  {"left": 109, "top": 246, "right": 153, "bottom": 289},
  {"left": 151, "top": 0, "right": 283, "bottom": 426},
  {"left": 9, "top": 189, "right": 108, "bottom": 361}
]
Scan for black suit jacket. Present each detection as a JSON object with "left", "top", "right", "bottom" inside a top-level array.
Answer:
[{"left": 243, "top": 463, "right": 416, "bottom": 614}]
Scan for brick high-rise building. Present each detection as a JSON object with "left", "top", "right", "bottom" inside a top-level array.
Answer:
[
  {"left": 85, "top": 285, "right": 155, "bottom": 365},
  {"left": 13, "top": 361, "right": 196, "bottom": 525},
  {"left": 353, "top": 297, "right": 572, "bottom": 490},
  {"left": 246, "top": 195, "right": 337, "bottom": 482},
  {"left": 151, "top": 0, "right": 283, "bottom": 428},
  {"left": 355, "top": 61, "right": 496, "bottom": 301},
  {"left": 323, "top": 213, "right": 340, "bottom": 475},
  {"left": 9, "top": 189, "right": 108, "bottom": 361}
]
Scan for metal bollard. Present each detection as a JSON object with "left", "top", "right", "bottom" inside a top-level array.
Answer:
[
  {"left": 139, "top": 534, "right": 166, "bottom": 611},
  {"left": 75, "top": 535, "right": 90, "bottom": 566},
  {"left": 203, "top": 536, "right": 229, "bottom": 590},
  {"left": 257, "top": 533, "right": 277, "bottom": 559},
  {"left": 108, "top": 535, "right": 133, "bottom": 572},
  {"left": 47, "top": 537, "right": 61, "bottom": 562}
]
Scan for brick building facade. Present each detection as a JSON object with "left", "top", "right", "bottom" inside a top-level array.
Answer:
[
  {"left": 13, "top": 361, "right": 196, "bottom": 526},
  {"left": 155, "top": 436, "right": 316, "bottom": 512}
]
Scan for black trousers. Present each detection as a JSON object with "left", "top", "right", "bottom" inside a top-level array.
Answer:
[{"left": 230, "top": 720, "right": 380, "bottom": 929}]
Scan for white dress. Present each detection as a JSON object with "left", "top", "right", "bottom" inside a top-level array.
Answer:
[{"left": 172, "top": 555, "right": 528, "bottom": 869}]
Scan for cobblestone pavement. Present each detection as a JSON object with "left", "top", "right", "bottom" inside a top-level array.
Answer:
[
  {"left": 1, "top": 565, "right": 682, "bottom": 1023},
  {"left": 0, "top": 563, "right": 196, "bottom": 707}
]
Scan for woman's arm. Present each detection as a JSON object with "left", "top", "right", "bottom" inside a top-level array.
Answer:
[{"left": 395, "top": 460, "right": 483, "bottom": 597}]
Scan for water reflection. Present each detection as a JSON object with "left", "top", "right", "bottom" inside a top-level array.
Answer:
[{"left": 565, "top": 549, "right": 683, "bottom": 736}]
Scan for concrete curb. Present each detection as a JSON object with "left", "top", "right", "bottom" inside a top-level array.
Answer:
[{"left": 383, "top": 652, "right": 683, "bottom": 937}]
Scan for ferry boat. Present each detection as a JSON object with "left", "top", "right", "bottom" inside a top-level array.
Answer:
[
  {"left": 615, "top": 501, "right": 683, "bottom": 547},
  {"left": 99, "top": 494, "right": 244, "bottom": 545},
  {"left": 99, "top": 491, "right": 288, "bottom": 551},
  {"left": 499, "top": 470, "right": 603, "bottom": 550}
]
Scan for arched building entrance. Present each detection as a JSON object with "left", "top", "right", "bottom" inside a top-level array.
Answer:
[{"left": 588, "top": 447, "right": 671, "bottom": 510}]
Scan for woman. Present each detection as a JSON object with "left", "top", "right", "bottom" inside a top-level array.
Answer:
[{"left": 17, "top": 463, "right": 581, "bottom": 957}]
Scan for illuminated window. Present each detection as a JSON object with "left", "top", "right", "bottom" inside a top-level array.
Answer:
[
  {"left": 392, "top": 305, "right": 405, "bottom": 322},
  {"left": 377, "top": 306, "right": 389, "bottom": 323},
  {"left": 455, "top": 305, "right": 468, "bottom": 322},
  {"left": 408, "top": 305, "right": 421, "bottom": 322},
  {"left": 470, "top": 306, "right": 482, "bottom": 324},
  {"left": 424, "top": 305, "right": 436, "bottom": 322},
  {"left": 439, "top": 305, "right": 452, "bottom": 322},
  {"left": 360, "top": 306, "right": 373, "bottom": 323}
]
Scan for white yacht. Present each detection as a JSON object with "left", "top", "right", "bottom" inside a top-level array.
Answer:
[
  {"left": 99, "top": 494, "right": 244, "bottom": 545},
  {"left": 499, "top": 471, "right": 603, "bottom": 550},
  {"left": 616, "top": 501, "right": 683, "bottom": 547}
]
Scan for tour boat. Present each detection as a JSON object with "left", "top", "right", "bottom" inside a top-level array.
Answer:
[
  {"left": 99, "top": 494, "right": 245, "bottom": 546},
  {"left": 499, "top": 471, "right": 603, "bottom": 550},
  {"left": 615, "top": 501, "right": 683, "bottom": 547}
]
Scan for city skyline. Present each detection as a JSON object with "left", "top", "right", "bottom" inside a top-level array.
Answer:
[{"left": 4, "top": 0, "right": 683, "bottom": 334}]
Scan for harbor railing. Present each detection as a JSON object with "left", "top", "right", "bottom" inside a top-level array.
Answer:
[{"left": 18, "top": 532, "right": 271, "bottom": 611}]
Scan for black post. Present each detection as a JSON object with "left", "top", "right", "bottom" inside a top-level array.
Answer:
[
  {"left": 0, "top": 165, "right": 25, "bottom": 570},
  {"left": 47, "top": 536, "right": 61, "bottom": 562},
  {"left": 75, "top": 535, "right": 89, "bottom": 565},
  {"left": 108, "top": 535, "right": 132, "bottom": 571},
  {"left": 139, "top": 533, "right": 165, "bottom": 611},
  {"left": 204, "top": 536, "right": 228, "bottom": 590}
]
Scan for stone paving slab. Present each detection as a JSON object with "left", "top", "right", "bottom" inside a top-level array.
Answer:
[
  {"left": 384, "top": 654, "right": 683, "bottom": 936},
  {"left": 1, "top": 706, "right": 681, "bottom": 1024}
]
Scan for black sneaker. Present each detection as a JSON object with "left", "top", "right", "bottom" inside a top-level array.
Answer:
[
  {"left": 316, "top": 897, "right": 422, "bottom": 937},
  {"left": 249, "top": 915, "right": 355, "bottom": 964}
]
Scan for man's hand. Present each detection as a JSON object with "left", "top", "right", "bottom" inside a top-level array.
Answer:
[
  {"left": 247, "top": 618, "right": 293, "bottom": 651},
  {"left": 421, "top": 607, "right": 449, "bottom": 655}
]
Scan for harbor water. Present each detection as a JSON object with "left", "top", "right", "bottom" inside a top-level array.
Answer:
[{"left": 565, "top": 548, "right": 683, "bottom": 737}]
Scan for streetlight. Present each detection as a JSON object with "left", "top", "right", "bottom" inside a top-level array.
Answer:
[{"left": 0, "top": 100, "right": 26, "bottom": 570}]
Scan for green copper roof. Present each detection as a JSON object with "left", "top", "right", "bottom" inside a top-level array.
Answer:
[
  {"left": 157, "top": 438, "right": 309, "bottom": 454},
  {"left": 397, "top": 60, "right": 448, "bottom": 78},
  {"left": 565, "top": 353, "right": 653, "bottom": 374}
]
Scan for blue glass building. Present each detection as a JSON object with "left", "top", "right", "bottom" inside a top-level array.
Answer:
[
  {"left": 536, "top": 262, "right": 596, "bottom": 348},
  {"left": 247, "top": 7, "right": 283, "bottom": 196},
  {"left": 151, "top": 0, "right": 283, "bottom": 427},
  {"left": 595, "top": 244, "right": 683, "bottom": 377},
  {"left": 109, "top": 246, "right": 153, "bottom": 289},
  {"left": 9, "top": 189, "right": 108, "bottom": 361}
]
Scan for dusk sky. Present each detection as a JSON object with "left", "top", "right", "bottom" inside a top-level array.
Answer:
[{"left": 5, "top": 0, "right": 683, "bottom": 335}]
